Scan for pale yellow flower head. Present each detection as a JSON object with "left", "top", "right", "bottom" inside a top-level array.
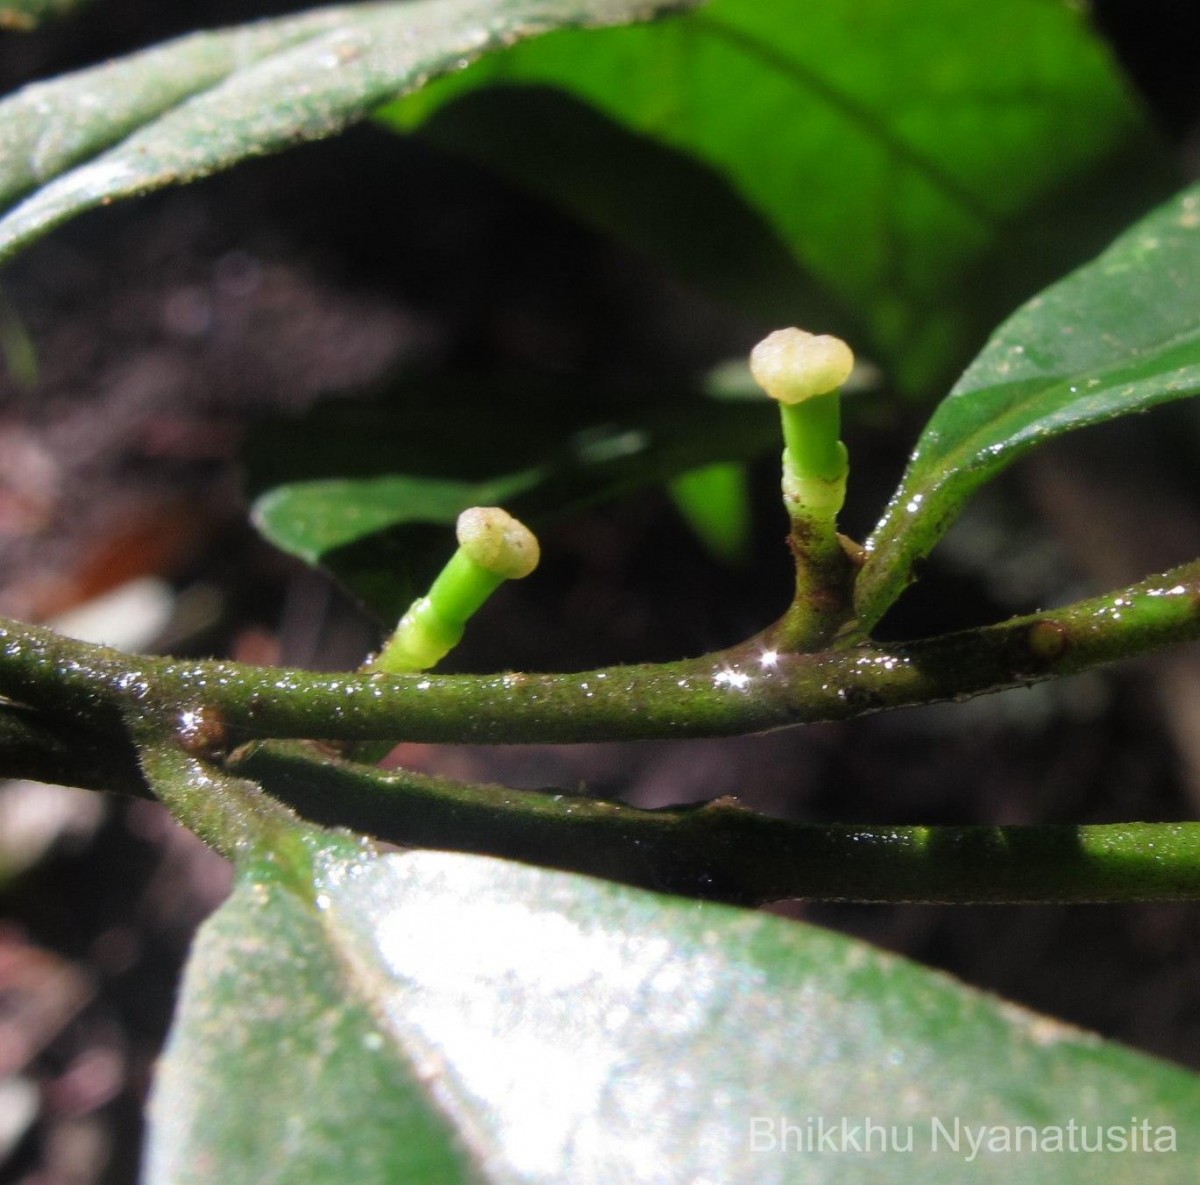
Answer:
[
  {"left": 749, "top": 328, "right": 855, "bottom": 405},
  {"left": 456, "top": 507, "right": 540, "bottom": 579}
]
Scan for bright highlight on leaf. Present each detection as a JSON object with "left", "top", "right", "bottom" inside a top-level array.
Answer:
[{"left": 149, "top": 846, "right": 1200, "bottom": 1185}]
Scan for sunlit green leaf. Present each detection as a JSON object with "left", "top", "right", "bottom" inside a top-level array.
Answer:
[
  {"left": 149, "top": 845, "right": 1200, "bottom": 1183},
  {"left": 857, "top": 180, "right": 1200, "bottom": 628},
  {"left": 381, "top": 0, "right": 1171, "bottom": 391}
]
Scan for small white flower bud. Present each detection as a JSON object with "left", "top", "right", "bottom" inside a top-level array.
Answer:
[
  {"left": 455, "top": 507, "right": 540, "bottom": 580},
  {"left": 749, "top": 329, "right": 854, "bottom": 404}
]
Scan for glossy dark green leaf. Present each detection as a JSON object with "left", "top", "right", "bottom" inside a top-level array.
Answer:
[
  {"left": 0, "top": 0, "right": 697, "bottom": 266},
  {"left": 246, "top": 383, "right": 775, "bottom": 620},
  {"left": 857, "top": 180, "right": 1200, "bottom": 628},
  {"left": 149, "top": 845, "right": 1200, "bottom": 1183},
  {"left": 381, "top": 0, "right": 1170, "bottom": 391}
]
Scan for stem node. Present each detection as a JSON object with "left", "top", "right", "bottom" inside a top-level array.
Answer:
[{"left": 751, "top": 328, "right": 859, "bottom": 649}]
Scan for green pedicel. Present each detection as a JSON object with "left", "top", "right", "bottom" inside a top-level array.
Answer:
[
  {"left": 749, "top": 328, "right": 857, "bottom": 649},
  {"left": 748, "top": 328, "right": 854, "bottom": 526},
  {"left": 370, "top": 507, "right": 540, "bottom": 674}
]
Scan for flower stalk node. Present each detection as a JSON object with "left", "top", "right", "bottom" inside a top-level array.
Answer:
[{"left": 750, "top": 328, "right": 857, "bottom": 649}]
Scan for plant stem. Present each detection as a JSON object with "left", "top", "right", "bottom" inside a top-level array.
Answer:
[
  {"left": 227, "top": 741, "right": 1200, "bottom": 904},
  {"left": 0, "top": 701, "right": 147, "bottom": 794},
  {"left": 3, "top": 713, "right": 1197, "bottom": 904},
  {"left": 0, "top": 561, "right": 1195, "bottom": 746},
  {"left": 780, "top": 392, "right": 843, "bottom": 486},
  {"left": 369, "top": 507, "right": 538, "bottom": 674},
  {"left": 749, "top": 329, "right": 858, "bottom": 648},
  {"left": 368, "top": 553, "right": 501, "bottom": 674},
  {"left": 132, "top": 722, "right": 314, "bottom": 867}
]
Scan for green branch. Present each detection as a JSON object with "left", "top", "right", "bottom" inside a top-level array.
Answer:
[
  {"left": 229, "top": 741, "right": 1200, "bottom": 904},
  {"left": 750, "top": 328, "right": 858, "bottom": 647},
  {"left": 0, "top": 561, "right": 1196, "bottom": 746},
  {"left": 0, "top": 701, "right": 147, "bottom": 794},
  {"left": 133, "top": 723, "right": 327, "bottom": 874},
  {"left": 369, "top": 506, "right": 540, "bottom": 674},
  {"left": 2, "top": 710, "right": 1196, "bottom": 903}
]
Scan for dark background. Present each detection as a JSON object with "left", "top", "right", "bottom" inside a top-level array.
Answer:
[{"left": 2, "top": 2, "right": 1200, "bottom": 1181}]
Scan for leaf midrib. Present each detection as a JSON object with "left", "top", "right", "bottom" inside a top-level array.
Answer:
[{"left": 692, "top": 11, "right": 999, "bottom": 227}]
